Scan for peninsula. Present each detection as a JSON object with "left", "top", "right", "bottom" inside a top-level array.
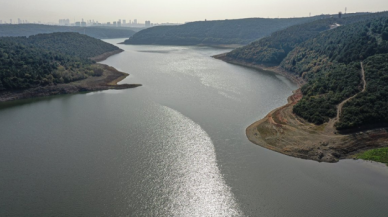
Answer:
[
  {"left": 216, "top": 12, "right": 388, "bottom": 163},
  {"left": 0, "top": 32, "right": 141, "bottom": 102}
]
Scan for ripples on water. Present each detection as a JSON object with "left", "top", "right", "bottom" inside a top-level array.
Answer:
[
  {"left": 1, "top": 40, "right": 388, "bottom": 217},
  {"left": 135, "top": 106, "right": 241, "bottom": 216}
]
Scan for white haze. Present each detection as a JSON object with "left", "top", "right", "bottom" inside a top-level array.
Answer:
[{"left": 0, "top": 0, "right": 387, "bottom": 24}]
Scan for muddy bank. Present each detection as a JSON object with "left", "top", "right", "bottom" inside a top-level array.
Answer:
[
  {"left": 199, "top": 44, "right": 244, "bottom": 49},
  {"left": 246, "top": 89, "right": 388, "bottom": 163},
  {"left": 0, "top": 64, "right": 141, "bottom": 103},
  {"left": 215, "top": 53, "right": 388, "bottom": 163},
  {"left": 0, "top": 50, "right": 141, "bottom": 103},
  {"left": 90, "top": 49, "right": 124, "bottom": 62},
  {"left": 213, "top": 53, "right": 306, "bottom": 87}
]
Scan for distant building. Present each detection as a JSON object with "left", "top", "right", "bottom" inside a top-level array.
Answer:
[
  {"left": 117, "top": 20, "right": 121, "bottom": 27},
  {"left": 0, "top": 20, "right": 2, "bottom": 24},
  {"left": 134, "top": 19, "right": 137, "bottom": 25},
  {"left": 75, "top": 22, "right": 81, "bottom": 26},
  {"left": 113, "top": 21, "right": 117, "bottom": 27},
  {"left": 81, "top": 21, "right": 86, "bottom": 27},
  {"left": 145, "top": 21, "right": 151, "bottom": 27},
  {"left": 59, "top": 19, "right": 70, "bottom": 25}
]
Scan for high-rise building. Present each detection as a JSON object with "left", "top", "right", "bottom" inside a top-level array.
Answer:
[
  {"left": 113, "top": 21, "right": 117, "bottom": 27},
  {"left": 0, "top": 20, "right": 2, "bottom": 24},
  {"left": 75, "top": 22, "right": 81, "bottom": 26},
  {"left": 134, "top": 19, "right": 137, "bottom": 25},
  {"left": 59, "top": 19, "right": 70, "bottom": 25},
  {"left": 145, "top": 21, "right": 151, "bottom": 27},
  {"left": 123, "top": 20, "right": 126, "bottom": 25},
  {"left": 10, "top": 19, "right": 12, "bottom": 24},
  {"left": 117, "top": 19, "right": 121, "bottom": 27}
]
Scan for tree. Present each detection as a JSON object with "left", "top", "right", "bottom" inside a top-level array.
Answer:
[
  {"left": 382, "top": 30, "right": 388, "bottom": 40},
  {"left": 0, "top": 80, "right": 4, "bottom": 91}
]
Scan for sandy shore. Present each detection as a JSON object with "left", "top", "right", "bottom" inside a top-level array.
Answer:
[
  {"left": 0, "top": 51, "right": 141, "bottom": 102},
  {"left": 215, "top": 53, "right": 388, "bottom": 163}
]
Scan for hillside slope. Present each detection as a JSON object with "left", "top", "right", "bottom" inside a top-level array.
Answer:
[
  {"left": 122, "top": 17, "right": 321, "bottom": 46},
  {"left": 240, "top": 16, "right": 388, "bottom": 163},
  {"left": 227, "top": 12, "right": 388, "bottom": 65},
  {"left": 283, "top": 17, "right": 388, "bottom": 129},
  {"left": 0, "top": 24, "right": 137, "bottom": 39},
  {"left": 0, "top": 33, "right": 123, "bottom": 90}
]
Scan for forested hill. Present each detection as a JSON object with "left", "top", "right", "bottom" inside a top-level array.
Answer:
[
  {"left": 282, "top": 17, "right": 388, "bottom": 130},
  {"left": 0, "top": 33, "right": 122, "bottom": 90},
  {"left": 1, "top": 32, "right": 121, "bottom": 59},
  {"left": 0, "top": 24, "right": 137, "bottom": 39},
  {"left": 122, "top": 17, "right": 322, "bottom": 46},
  {"left": 227, "top": 12, "right": 388, "bottom": 65}
]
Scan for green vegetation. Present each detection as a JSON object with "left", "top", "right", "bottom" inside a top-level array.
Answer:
[
  {"left": 227, "top": 12, "right": 388, "bottom": 65},
  {"left": 1, "top": 32, "right": 121, "bottom": 59},
  {"left": 0, "top": 24, "right": 137, "bottom": 39},
  {"left": 0, "top": 32, "right": 121, "bottom": 90},
  {"left": 337, "top": 54, "right": 388, "bottom": 129},
  {"left": 293, "top": 63, "right": 362, "bottom": 124},
  {"left": 283, "top": 17, "right": 388, "bottom": 128},
  {"left": 123, "top": 17, "right": 322, "bottom": 46},
  {"left": 356, "top": 147, "right": 388, "bottom": 166},
  {"left": 227, "top": 18, "right": 339, "bottom": 65},
  {"left": 226, "top": 12, "right": 388, "bottom": 129}
]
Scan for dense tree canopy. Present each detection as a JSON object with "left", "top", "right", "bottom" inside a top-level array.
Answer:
[
  {"left": 227, "top": 12, "right": 388, "bottom": 65},
  {"left": 337, "top": 54, "right": 388, "bottom": 129},
  {"left": 0, "top": 33, "right": 121, "bottom": 90},
  {"left": 123, "top": 16, "right": 322, "bottom": 46},
  {"left": 285, "top": 17, "right": 388, "bottom": 129},
  {"left": 226, "top": 12, "right": 388, "bottom": 130}
]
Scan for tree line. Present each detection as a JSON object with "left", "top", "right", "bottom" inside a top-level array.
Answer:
[
  {"left": 123, "top": 17, "right": 321, "bottom": 46},
  {"left": 227, "top": 12, "right": 388, "bottom": 130},
  {"left": 0, "top": 32, "right": 120, "bottom": 90},
  {"left": 227, "top": 11, "right": 388, "bottom": 65}
]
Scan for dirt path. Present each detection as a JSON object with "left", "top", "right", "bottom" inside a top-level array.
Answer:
[
  {"left": 336, "top": 62, "right": 366, "bottom": 120},
  {"left": 243, "top": 61, "right": 388, "bottom": 163},
  {"left": 323, "top": 62, "right": 366, "bottom": 134}
]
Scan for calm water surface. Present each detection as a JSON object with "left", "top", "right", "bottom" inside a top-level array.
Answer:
[{"left": 1, "top": 39, "right": 388, "bottom": 216}]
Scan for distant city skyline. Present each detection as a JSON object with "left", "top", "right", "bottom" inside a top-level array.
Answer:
[{"left": 0, "top": 0, "right": 388, "bottom": 24}]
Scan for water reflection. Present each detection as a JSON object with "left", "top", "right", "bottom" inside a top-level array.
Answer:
[{"left": 134, "top": 106, "right": 242, "bottom": 216}]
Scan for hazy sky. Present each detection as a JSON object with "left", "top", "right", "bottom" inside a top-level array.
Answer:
[{"left": 1, "top": 0, "right": 388, "bottom": 24}]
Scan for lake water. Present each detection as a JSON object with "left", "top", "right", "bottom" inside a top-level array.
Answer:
[{"left": 1, "top": 39, "right": 388, "bottom": 216}]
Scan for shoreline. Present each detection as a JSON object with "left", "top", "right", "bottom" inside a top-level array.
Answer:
[
  {"left": 89, "top": 49, "right": 124, "bottom": 62},
  {"left": 119, "top": 42, "right": 245, "bottom": 49},
  {"left": 215, "top": 53, "right": 388, "bottom": 163},
  {"left": 213, "top": 53, "right": 306, "bottom": 87},
  {"left": 0, "top": 51, "right": 141, "bottom": 103}
]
